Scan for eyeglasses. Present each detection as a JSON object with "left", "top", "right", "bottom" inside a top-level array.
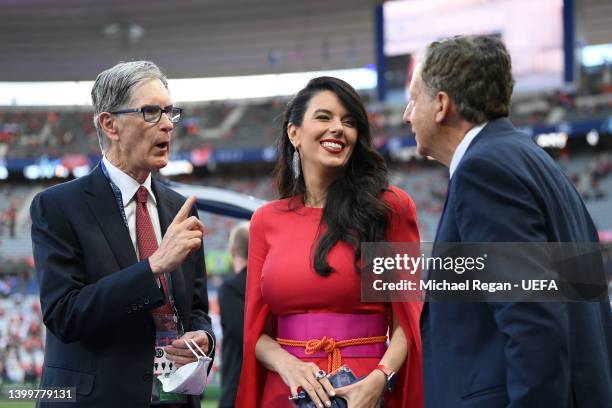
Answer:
[{"left": 110, "top": 105, "right": 183, "bottom": 124}]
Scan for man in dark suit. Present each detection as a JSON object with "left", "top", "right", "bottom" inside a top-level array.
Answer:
[
  {"left": 218, "top": 222, "right": 249, "bottom": 408},
  {"left": 404, "top": 35, "right": 612, "bottom": 407},
  {"left": 31, "top": 61, "right": 214, "bottom": 407}
]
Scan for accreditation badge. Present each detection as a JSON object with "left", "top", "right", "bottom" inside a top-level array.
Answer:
[{"left": 150, "top": 313, "right": 188, "bottom": 404}]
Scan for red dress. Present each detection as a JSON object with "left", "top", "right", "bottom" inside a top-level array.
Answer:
[{"left": 236, "top": 186, "right": 423, "bottom": 408}]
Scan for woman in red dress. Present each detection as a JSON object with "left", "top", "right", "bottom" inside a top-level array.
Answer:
[{"left": 236, "top": 77, "right": 423, "bottom": 408}]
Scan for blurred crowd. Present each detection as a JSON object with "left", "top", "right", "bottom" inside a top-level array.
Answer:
[
  {"left": 0, "top": 186, "right": 27, "bottom": 240},
  {"left": 0, "top": 110, "right": 99, "bottom": 159},
  {"left": 0, "top": 295, "right": 44, "bottom": 385},
  {"left": 562, "top": 152, "right": 612, "bottom": 201},
  {"left": 1, "top": 85, "right": 611, "bottom": 160}
]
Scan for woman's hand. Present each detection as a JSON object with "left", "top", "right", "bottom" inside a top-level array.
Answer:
[
  {"left": 334, "top": 369, "right": 387, "bottom": 408},
  {"left": 275, "top": 355, "right": 335, "bottom": 408}
]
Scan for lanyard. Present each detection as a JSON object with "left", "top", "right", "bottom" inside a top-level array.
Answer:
[
  {"left": 99, "top": 161, "right": 184, "bottom": 334},
  {"left": 100, "top": 160, "right": 128, "bottom": 228}
]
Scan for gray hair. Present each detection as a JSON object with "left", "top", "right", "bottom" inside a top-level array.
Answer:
[
  {"left": 420, "top": 35, "right": 514, "bottom": 124},
  {"left": 91, "top": 61, "right": 168, "bottom": 152},
  {"left": 229, "top": 222, "right": 250, "bottom": 260}
]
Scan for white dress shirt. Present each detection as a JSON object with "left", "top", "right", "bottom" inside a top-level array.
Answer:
[
  {"left": 102, "top": 156, "right": 162, "bottom": 260},
  {"left": 449, "top": 122, "right": 488, "bottom": 179}
]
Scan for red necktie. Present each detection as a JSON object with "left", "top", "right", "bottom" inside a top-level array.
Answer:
[{"left": 136, "top": 186, "right": 173, "bottom": 314}]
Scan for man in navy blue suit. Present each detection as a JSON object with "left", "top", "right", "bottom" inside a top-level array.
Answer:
[
  {"left": 404, "top": 35, "right": 612, "bottom": 407},
  {"left": 218, "top": 222, "right": 249, "bottom": 408},
  {"left": 31, "top": 61, "right": 214, "bottom": 407}
]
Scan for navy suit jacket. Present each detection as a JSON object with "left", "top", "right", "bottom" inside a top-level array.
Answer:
[
  {"left": 421, "top": 118, "right": 612, "bottom": 407},
  {"left": 31, "top": 165, "right": 214, "bottom": 408},
  {"left": 217, "top": 267, "right": 246, "bottom": 408}
]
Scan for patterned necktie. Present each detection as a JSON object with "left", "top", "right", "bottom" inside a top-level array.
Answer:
[{"left": 135, "top": 186, "right": 172, "bottom": 314}]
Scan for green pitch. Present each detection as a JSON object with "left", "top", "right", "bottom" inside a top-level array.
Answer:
[{"left": 0, "top": 402, "right": 218, "bottom": 408}]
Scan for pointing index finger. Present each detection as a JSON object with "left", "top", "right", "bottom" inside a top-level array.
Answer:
[{"left": 174, "top": 195, "right": 196, "bottom": 223}]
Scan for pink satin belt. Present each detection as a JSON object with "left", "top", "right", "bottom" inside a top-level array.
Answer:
[{"left": 277, "top": 313, "right": 388, "bottom": 358}]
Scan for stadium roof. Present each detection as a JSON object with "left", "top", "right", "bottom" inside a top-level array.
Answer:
[{"left": 0, "top": 0, "right": 376, "bottom": 81}]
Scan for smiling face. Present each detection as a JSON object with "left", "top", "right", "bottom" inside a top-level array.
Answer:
[
  {"left": 105, "top": 78, "right": 173, "bottom": 183},
  {"left": 287, "top": 90, "right": 358, "bottom": 180}
]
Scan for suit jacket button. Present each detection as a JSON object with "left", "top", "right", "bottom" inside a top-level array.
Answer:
[{"left": 144, "top": 298, "right": 150, "bottom": 304}]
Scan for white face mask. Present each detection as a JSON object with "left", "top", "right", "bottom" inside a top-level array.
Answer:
[{"left": 157, "top": 338, "right": 213, "bottom": 395}]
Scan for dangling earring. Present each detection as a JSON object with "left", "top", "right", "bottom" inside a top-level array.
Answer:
[{"left": 292, "top": 148, "right": 301, "bottom": 179}]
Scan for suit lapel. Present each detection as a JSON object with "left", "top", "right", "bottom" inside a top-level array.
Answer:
[
  {"left": 153, "top": 179, "right": 174, "bottom": 236},
  {"left": 153, "top": 179, "right": 188, "bottom": 325},
  {"left": 84, "top": 165, "right": 138, "bottom": 270}
]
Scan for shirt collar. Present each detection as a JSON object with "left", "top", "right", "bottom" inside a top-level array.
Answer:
[
  {"left": 102, "top": 156, "right": 156, "bottom": 206},
  {"left": 449, "top": 122, "right": 488, "bottom": 179}
]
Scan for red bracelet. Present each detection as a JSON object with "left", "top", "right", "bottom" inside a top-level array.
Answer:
[{"left": 375, "top": 364, "right": 397, "bottom": 392}]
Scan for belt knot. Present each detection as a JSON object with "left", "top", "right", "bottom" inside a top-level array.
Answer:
[
  {"left": 305, "top": 336, "right": 336, "bottom": 355},
  {"left": 277, "top": 335, "right": 387, "bottom": 373}
]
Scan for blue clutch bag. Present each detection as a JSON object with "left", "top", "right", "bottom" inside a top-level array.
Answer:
[{"left": 289, "top": 365, "right": 360, "bottom": 408}]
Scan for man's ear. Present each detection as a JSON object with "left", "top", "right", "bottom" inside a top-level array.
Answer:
[
  {"left": 434, "top": 91, "right": 452, "bottom": 124},
  {"left": 98, "top": 112, "right": 120, "bottom": 143},
  {"left": 287, "top": 123, "right": 300, "bottom": 149}
]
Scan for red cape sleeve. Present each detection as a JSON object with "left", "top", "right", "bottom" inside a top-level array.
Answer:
[
  {"left": 385, "top": 186, "right": 424, "bottom": 408},
  {"left": 236, "top": 206, "right": 271, "bottom": 408}
]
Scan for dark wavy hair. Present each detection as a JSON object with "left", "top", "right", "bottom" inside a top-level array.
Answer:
[
  {"left": 421, "top": 35, "right": 514, "bottom": 124},
  {"left": 273, "top": 76, "right": 390, "bottom": 276}
]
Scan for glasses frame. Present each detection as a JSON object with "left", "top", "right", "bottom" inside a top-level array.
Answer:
[{"left": 110, "top": 104, "right": 183, "bottom": 124}]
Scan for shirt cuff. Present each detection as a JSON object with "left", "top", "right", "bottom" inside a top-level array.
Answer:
[{"left": 203, "top": 330, "right": 215, "bottom": 357}]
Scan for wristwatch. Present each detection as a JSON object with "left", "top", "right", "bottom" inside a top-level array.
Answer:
[{"left": 375, "top": 364, "right": 397, "bottom": 392}]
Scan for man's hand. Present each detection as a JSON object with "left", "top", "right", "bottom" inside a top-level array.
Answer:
[
  {"left": 149, "top": 195, "right": 204, "bottom": 276},
  {"left": 164, "top": 330, "right": 210, "bottom": 367}
]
